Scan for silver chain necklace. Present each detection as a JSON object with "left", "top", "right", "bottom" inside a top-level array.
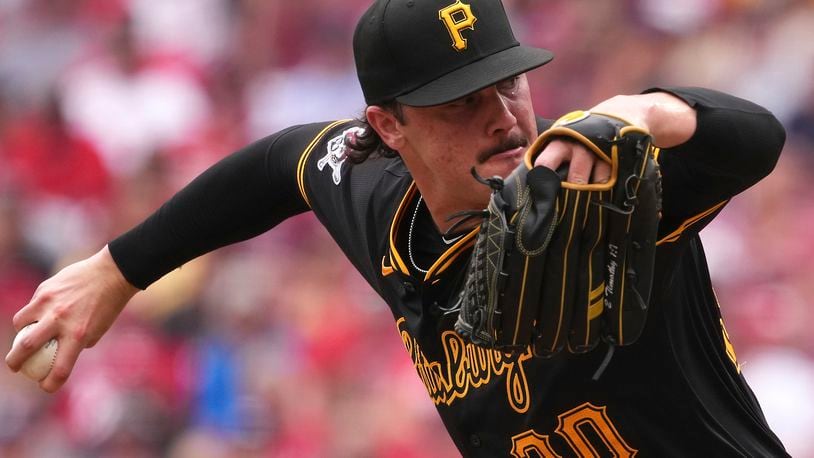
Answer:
[{"left": 407, "top": 196, "right": 464, "bottom": 274}]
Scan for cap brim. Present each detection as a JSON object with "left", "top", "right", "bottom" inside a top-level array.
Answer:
[{"left": 395, "top": 46, "right": 554, "bottom": 107}]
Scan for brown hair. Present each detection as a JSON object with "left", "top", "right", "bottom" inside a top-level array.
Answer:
[{"left": 346, "top": 100, "right": 406, "bottom": 164}]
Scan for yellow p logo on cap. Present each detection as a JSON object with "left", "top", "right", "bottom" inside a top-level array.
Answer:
[{"left": 439, "top": 0, "right": 477, "bottom": 52}]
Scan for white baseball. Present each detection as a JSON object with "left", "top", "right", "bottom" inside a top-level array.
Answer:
[{"left": 12, "top": 323, "right": 58, "bottom": 381}]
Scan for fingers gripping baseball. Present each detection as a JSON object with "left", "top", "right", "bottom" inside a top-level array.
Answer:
[{"left": 6, "top": 246, "right": 138, "bottom": 392}]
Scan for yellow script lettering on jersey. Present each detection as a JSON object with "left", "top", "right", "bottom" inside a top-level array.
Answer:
[{"left": 397, "top": 318, "right": 532, "bottom": 414}]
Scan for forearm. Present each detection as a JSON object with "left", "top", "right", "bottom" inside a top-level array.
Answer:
[
  {"left": 110, "top": 129, "right": 309, "bottom": 289},
  {"left": 591, "top": 91, "right": 698, "bottom": 148}
]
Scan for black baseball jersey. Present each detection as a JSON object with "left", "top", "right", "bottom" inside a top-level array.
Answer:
[{"left": 110, "top": 87, "right": 788, "bottom": 457}]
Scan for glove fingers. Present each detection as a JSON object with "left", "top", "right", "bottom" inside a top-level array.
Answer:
[
  {"left": 628, "top": 156, "right": 661, "bottom": 309},
  {"left": 497, "top": 249, "right": 546, "bottom": 351},
  {"left": 534, "top": 188, "right": 584, "bottom": 358},
  {"left": 453, "top": 165, "right": 561, "bottom": 353},
  {"left": 603, "top": 204, "right": 634, "bottom": 345},
  {"left": 608, "top": 156, "right": 660, "bottom": 345},
  {"left": 567, "top": 190, "right": 606, "bottom": 353},
  {"left": 495, "top": 166, "right": 560, "bottom": 351},
  {"left": 603, "top": 140, "right": 658, "bottom": 346}
]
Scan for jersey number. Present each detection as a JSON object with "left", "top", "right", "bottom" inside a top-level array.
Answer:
[{"left": 510, "top": 403, "right": 637, "bottom": 457}]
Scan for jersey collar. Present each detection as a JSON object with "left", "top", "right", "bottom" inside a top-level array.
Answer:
[{"left": 383, "top": 182, "right": 479, "bottom": 283}]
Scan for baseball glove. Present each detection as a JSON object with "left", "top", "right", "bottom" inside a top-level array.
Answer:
[{"left": 451, "top": 111, "right": 661, "bottom": 357}]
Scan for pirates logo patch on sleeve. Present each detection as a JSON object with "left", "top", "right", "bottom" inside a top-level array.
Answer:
[{"left": 317, "top": 126, "right": 365, "bottom": 185}]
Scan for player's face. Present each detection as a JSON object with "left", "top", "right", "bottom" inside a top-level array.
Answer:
[{"left": 397, "top": 75, "right": 538, "bottom": 219}]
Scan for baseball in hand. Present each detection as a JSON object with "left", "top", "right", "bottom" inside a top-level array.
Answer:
[{"left": 12, "top": 323, "right": 58, "bottom": 381}]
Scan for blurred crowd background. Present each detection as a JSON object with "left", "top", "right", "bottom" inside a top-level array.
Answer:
[{"left": 0, "top": 0, "right": 812, "bottom": 457}]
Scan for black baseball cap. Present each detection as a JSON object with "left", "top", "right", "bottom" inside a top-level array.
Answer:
[{"left": 353, "top": 0, "right": 554, "bottom": 107}]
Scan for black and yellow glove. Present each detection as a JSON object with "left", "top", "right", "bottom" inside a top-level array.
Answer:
[{"left": 452, "top": 111, "right": 661, "bottom": 357}]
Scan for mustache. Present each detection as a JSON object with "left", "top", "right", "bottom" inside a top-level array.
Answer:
[{"left": 477, "top": 133, "right": 530, "bottom": 164}]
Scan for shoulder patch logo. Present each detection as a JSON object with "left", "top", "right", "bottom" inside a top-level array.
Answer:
[{"left": 317, "top": 126, "right": 365, "bottom": 185}]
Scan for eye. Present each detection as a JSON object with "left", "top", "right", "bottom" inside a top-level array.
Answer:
[
  {"left": 497, "top": 76, "right": 520, "bottom": 95},
  {"left": 447, "top": 94, "right": 478, "bottom": 108}
]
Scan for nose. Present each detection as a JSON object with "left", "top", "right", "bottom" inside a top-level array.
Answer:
[{"left": 483, "top": 86, "right": 517, "bottom": 137}]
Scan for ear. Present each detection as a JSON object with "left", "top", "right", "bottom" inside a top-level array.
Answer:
[{"left": 365, "top": 105, "right": 406, "bottom": 151}]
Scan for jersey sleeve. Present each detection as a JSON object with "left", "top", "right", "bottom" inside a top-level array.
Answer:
[
  {"left": 643, "top": 87, "right": 786, "bottom": 243},
  {"left": 108, "top": 122, "right": 342, "bottom": 289},
  {"left": 296, "top": 121, "right": 410, "bottom": 289}
]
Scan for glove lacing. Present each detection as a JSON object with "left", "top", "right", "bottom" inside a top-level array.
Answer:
[{"left": 440, "top": 168, "right": 506, "bottom": 318}]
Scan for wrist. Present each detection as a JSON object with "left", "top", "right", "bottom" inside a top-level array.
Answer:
[
  {"left": 95, "top": 245, "right": 140, "bottom": 299},
  {"left": 641, "top": 92, "right": 697, "bottom": 148}
]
